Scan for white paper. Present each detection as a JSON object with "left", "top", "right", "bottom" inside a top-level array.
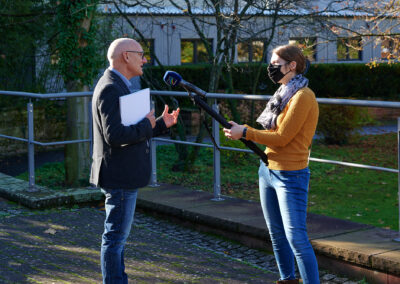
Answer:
[{"left": 119, "top": 88, "right": 150, "bottom": 126}]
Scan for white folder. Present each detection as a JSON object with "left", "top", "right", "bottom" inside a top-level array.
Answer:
[{"left": 119, "top": 88, "right": 150, "bottom": 126}]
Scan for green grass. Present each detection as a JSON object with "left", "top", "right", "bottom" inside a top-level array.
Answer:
[
  {"left": 16, "top": 161, "right": 90, "bottom": 190},
  {"left": 157, "top": 133, "right": 398, "bottom": 230},
  {"left": 17, "top": 133, "right": 398, "bottom": 230},
  {"left": 308, "top": 134, "right": 397, "bottom": 230}
]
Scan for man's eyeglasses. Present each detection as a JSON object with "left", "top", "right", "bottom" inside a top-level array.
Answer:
[{"left": 125, "top": 50, "right": 145, "bottom": 59}]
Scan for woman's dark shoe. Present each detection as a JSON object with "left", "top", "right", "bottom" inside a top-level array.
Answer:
[{"left": 276, "top": 279, "right": 300, "bottom": 284}]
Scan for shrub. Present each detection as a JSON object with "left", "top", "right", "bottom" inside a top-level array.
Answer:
[
  {"left": 317, "top": 105, "right": 363, "bottom": 145},
  {"left": 143, "top": 63, "right": 400, "bottom": 100}
]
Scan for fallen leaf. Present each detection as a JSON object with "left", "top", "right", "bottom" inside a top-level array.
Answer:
[{"left": 44, "top": 228, "right": 57, "bottom": 235}]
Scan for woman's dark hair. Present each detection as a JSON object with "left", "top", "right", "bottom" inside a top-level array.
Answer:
[{"left": 273, "top": 44, "right": 307, "bottom": 74}]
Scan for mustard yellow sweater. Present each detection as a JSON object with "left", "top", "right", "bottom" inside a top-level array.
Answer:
[{"left": 245, "top": 87, "right": 319, "bottom": 171}]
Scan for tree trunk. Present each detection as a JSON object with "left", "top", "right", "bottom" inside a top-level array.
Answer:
[{"left": 64, "top": 82, "right": 90, "bottom": 187}]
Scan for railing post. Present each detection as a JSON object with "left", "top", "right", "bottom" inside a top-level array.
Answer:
[
  {"left": 396, "top": 117, "right": 400, "bottom": 241},
  {"left": 88, "top": 99, "right": 93, "bottom": 158},
  {"left": 27, "top": 101, "right": 37, "bottom": 192},
  {"left": 149, "top": 99, "right": 159, "bottom": 187},
  {"left": 149, "top": 138, "right": 159, "bottom": 187},
  {"left": 211, "top": 99, "right": 223, "bottom": 201}
]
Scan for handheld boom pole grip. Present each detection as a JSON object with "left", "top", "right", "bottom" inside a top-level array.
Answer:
[{"left": 190, "top": 90, "right": 269, "bottom": 165}]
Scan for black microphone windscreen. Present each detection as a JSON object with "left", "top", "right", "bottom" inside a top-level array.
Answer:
[{"left": 163, "top": 71, "right": 182, "bottom": 87}]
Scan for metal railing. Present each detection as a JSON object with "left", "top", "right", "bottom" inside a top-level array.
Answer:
[
  {"left": 0, "top": 90, "right": 93, "bottom": 191},
  {"left": 1, "top": 89, "right": 400, "bottom": 236}
]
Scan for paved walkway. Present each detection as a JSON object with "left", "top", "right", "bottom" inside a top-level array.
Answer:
[
  {"left": 0, "top": 171, "right": 399, "bottom": 283},
  {"left": 0, "top": 200, "right": 278, "bottom": 284},
  {"left": 0, "top": 197, "right": 366, "bottom": 284}
]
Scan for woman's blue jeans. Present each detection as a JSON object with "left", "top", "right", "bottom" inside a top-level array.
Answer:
[
  {"left": 100, "top": 188, "right": 138, "bottom": 284},
  {"left": 258, "top": 162, "right": 319, "bottom": 284}
]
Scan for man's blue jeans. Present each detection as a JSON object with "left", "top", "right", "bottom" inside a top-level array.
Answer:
[
  {"left": 258, "top": 162, "right": 319, "bottom": 284},
  {"left": 101, "top": 188, "right": 138, "bottom": 284}
]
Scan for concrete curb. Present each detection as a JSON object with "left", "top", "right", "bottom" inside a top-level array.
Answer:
[
  {"left": 0, "top": 173, "right": 102, "bottom": 209},
  {"left": 135, "top": 184, "right": 400, "bottom": 284},
  {"left": 137, "top": 193, "right": 400, "bottom": 276}
]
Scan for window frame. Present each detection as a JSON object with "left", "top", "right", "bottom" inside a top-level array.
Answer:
[
  {"left": 337, "top": 37, "right": 363, "bottom": 61},
  {"left": 180, "top": 39, "right": 213, "bottom": 64},
  {"left": 237, "top": 39, "right": 266, "bottom": 63},
  {"left": 138, "top": 39, "right": 155, "bottom": 66}
]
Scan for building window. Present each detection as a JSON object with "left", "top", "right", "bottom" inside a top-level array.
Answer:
[
  {"left": 289, "top": 37, "right": 317, "bottom": 61},
  {"left": 138, "top": 39, "right": 155, "bottom": 65},
  {"left": 237, "top": 40, "right": 265, "bottom": 63},
  {"left": 380, "top": 37, "right": 399, "bottom": 60},
  {"left": 181, "top": 39, "right": 212, "bottom": 64},
  {"left": 337, "top": 37, "right": 362, "bottom": 61}
]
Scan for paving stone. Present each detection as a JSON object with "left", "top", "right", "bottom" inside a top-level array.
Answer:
[
  {"left": 322, "top": 274, "right": 337, "bottom": 281},
  {"left": 333, "top": 277, "right": 349, "bottom": 283}
]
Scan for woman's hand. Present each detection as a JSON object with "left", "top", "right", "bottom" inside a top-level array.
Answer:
[{"left": 223, "top": 121, "right": 245, "bottom": 140}]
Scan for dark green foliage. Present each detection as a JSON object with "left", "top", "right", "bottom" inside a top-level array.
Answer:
[
  {"left": 143, "top": 64, "right": 214, "bottom": 110},
  {"left": 0, "top": 0, "right": 53, "bottom": 92},
  {"left": 55, "top": 0, "right": 101, "bottom": 86},
  {"left": 144, "top": 63, "right": 400, "bottom": 100},
  {"left": 0, "top": 0, "right": 58, "bottom": 114},
  {"left": 317, "top": 105, "right": 362, "bottom": 145},
  {"left": 308, "top": 63, "right": 400, "bottom": 100},
  {"left": 145, "top": 63, "right": 399, "bottom": 145},
  {"left": 144, "top": 64, "right": 213, "bottom": 91}
]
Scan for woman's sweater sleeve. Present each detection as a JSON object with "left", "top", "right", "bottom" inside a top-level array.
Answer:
[{"left": 245, "top": 89, "right": 313, "bottom": 147}]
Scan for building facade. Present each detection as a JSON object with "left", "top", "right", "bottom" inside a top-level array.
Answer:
[{"left": 104, "top": 1, "right": 398, "bottom": 67}]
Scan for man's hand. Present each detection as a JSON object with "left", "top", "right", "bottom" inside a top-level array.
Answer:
[
  {"left": 146, "top": 109, "right": 156, "bottom": 128},
  {"left": 162, "top": 105, "right": 180, "bottom": 128},
  {"left": 223, "top": 121, "right": 245, "bottom": 140}
]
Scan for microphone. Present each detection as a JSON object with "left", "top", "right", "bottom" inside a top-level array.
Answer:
[
  {"left": 162, "top": 70, "right": 269, "bottom": 165},
  {"left": 163, "top": 71, "right": 207, "bottom": 98}
]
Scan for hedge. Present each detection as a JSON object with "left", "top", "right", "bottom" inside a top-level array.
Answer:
[{"left": 143, "top": 63, "right": 400, "bottom": 100}]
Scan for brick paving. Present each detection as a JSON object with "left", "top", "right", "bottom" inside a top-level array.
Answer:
[
  {"left": 0, "top": 198, "right": 364, "bottom": 283},
  {"left": 0, "top": 203, "right": 277, "bottom": 283}
]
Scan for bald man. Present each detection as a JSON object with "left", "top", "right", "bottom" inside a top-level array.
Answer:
[{"left": 90, "top": 38, "right": 179, "bottom": 283}]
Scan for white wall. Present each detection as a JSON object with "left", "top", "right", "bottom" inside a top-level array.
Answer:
[{"left": 109, "top": 13, "right": 397, "bottom": 66}]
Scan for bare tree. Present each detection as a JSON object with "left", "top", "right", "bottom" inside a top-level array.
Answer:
[
  {"left": 104, "top": 0, "right": 392, "bottom": 170},
  {"left": 309, "top": 0, "right": 400, "bottom": 64}
]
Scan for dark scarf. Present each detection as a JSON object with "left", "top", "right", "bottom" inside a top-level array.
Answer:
[{"left": 256, "top": 74, "right": 309, "bottom": 130}]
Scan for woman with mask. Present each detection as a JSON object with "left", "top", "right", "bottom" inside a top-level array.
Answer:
[{"left": 223, "top": 44, "right": 319, "bottom": 284}]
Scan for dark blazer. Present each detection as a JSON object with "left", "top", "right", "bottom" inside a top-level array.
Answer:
[{"left": 90, "top": 69, "right": 168, "bottom": 189}]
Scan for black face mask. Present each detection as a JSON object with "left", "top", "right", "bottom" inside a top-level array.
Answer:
[{"left": 267, "top": 63, "right": 291, "bottom": 84}]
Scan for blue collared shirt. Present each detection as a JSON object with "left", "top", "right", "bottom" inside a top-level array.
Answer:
[{"left": 109, "top": 67, "right": 132, "bottom": 91}]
